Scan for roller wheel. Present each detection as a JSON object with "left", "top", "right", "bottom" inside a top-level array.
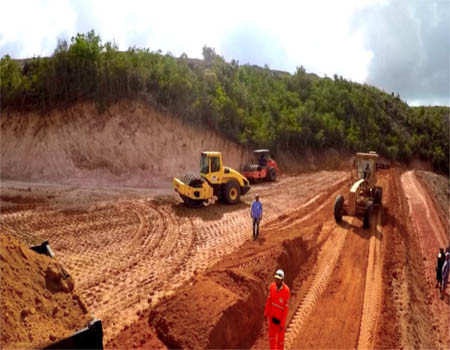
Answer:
[
  {"left": 267, "top": 168, "right": 277, "bottom": 182},
  {"left": 223, "top": 180, "right": 240, "bottom": 204},
  {"left": 181, "top": 172, "right": 203, "bottom": 187},
  {"left": 363, "top": 203, "right": 373, "bottom": 228},
  {"left": 180, "top": 173, "right": 205, "bottom": 208},
  {"left": 243, "top": 164, "right": 259, "bottom": 172},
  {"left": 182, "top": 196, "right": 205, "bottom": 208},
  {"left": 334, "top": 195, "right": 344, "bottom": 223}
]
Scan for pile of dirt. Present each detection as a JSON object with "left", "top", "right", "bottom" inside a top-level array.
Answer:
[
  {"left": 0, "top": 234, "right": 92, "bottom": 349},
  {"left": 150, "top": 270, "right": 265, "bottom": 349},
  {"left": 105, "top": 309, "right": 166, "bottom": 350}
]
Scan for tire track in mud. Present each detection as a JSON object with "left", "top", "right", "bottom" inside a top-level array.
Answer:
[
  {"left": 266, "top": 177, "right": 348, "bottom": 232},
  {"left": 1, "top": 171, "right": 348, "bottom": 341},
  {"left": 285, "top": 220, "right": 350, "bottom": 349},
  {"left": 401, "top": 170, "right": 450, "bottom": 348},
  {"left": 402, "top": 171, "right": 447, "bottom": 248},
  {"left": 357, "top": 205, "right": 384, "bottom": 350}
]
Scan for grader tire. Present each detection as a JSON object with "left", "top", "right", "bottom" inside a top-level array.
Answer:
[
  {"left": 223, "top": 180, "right": 240, "bottom": 204},
  {"left": 334, "top": 195, "right": 344, "bottom": 223},
  {"left": 363, "top": 203, "right": 373, "bottom": 228},
  {"left": 374, "top": 187, "right": 383, "bottom": 205}
]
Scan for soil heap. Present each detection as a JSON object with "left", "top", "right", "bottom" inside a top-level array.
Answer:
[{"left": 0, "top": 233, "right": 92, "bottom": 349}]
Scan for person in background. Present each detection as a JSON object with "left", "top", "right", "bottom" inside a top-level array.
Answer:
[
  {"left": 436, "top": 248, "right": 445, "bottom": 289},
  {"left": 251, "top": 194, "right": 263, "bottom": 240},
  {"left": 441, "top": 252, "right": 450, "bottom": 300},
  {"left": 259, "top": 154, "right": 267, "bottom": 167}
]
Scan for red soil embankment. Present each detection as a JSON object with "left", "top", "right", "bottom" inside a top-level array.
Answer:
[
  {"left": 401, "top": 170, "right": 449, "bottom": 348},
  {"left": 0, "top": 234, "right": 92, "bottom": 349},
  {"left": 0, "top": 101, "right": 248, "bottom": 188}
]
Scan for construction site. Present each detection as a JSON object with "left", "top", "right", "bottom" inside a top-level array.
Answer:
[{"left": 1, "top": 101, "right": 449, "bottom": 349}]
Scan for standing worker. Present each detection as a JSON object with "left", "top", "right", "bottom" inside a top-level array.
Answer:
[
  {"left": 264, "top": 269, "right": 290, "bottom": 350},
  {"left": 363, "top": 163, "right": 371, "bottom": 180},
  {"left": 251, "top": 194, "right": 263, "bottom": 240},
  {"left": 436, "top": 248, "right": 445, "bottom": 289},
  {"left": 441, "top": 252, "right": 450, "bottom": 299}
]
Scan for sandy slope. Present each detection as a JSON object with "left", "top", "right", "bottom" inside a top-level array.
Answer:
[{"left": 1, "top": 101, "right": 248, "bottom": 187}]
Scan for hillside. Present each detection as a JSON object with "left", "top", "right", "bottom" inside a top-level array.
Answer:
[
  {"left": 0, "top": 101, "right": 248, "bottom": 187},
  {"left": 1, "top": 31, "right": 449, "bottom": 350},
  {"left": 1, "top": 31, "right": 448, "bottom": 173}
]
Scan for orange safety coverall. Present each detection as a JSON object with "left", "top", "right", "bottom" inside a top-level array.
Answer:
[{"left": 264, "top": 281, "right": 290, "bottom": 350}]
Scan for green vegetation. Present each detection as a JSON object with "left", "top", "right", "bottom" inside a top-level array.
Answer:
[{"left": 1, "top": 30, "right": 448, "bottom": 172}]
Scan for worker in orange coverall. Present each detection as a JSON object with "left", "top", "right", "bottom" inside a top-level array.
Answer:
[{"left": 264, "top": 269, "right": 290, "bottom": 350}]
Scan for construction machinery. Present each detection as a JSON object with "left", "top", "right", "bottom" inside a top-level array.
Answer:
[
  {"left": 241, "top": 149, "right": 278, "bottom": 183},
  {"left": 334, "top": 152, "right": 383, "bottom": 228},
  {"left": 173, "top": 152, "right": 251, "bottom": 208}
]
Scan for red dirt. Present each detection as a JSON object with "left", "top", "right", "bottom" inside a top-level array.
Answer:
[
  {"left": 0, "top": 234, "right": 92, "bottom": 349},
  {"left": 3, "top": 167, "right": 448, "bottom": 349},
  {"left": 1, "top": 171, "right": 348, "bottom": 346},
  {"left": 1, "top": 103, "right": 448, "bottom": 349},
  {"left": 401, "top": 170, "right": 449, "bottom": 348}
]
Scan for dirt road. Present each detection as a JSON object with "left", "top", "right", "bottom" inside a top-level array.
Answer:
[
  {"left": 1, "top": 171, "right": 347, "bottom": 343},
  {"left": 401, "top": 170, "right": 449, "bottom": 347},
  {"left": 2, "top": 168, "right": 448, "bottom": 348}
]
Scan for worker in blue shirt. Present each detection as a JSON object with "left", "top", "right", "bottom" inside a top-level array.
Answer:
[{"left": 251, "top": 194, "right": 263, "bottom": 240}]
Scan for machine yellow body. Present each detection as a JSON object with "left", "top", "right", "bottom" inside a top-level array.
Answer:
[{"left": 173, "top": 152, "right": 250, "bottom": 207}]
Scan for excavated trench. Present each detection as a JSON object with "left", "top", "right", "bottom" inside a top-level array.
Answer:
[{"left": 149, "top": 236, "right": 310, "bottom": 349}]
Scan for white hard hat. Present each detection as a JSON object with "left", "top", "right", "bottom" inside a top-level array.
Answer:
[{"left": 274, "top": 269, "right": 284, "bottom": 280}]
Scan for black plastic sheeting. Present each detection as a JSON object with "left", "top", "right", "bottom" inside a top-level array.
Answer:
[
  {"left": 44, "top": 319, "right": 103, "bottom": 350},
  {"left": 30, "top": 241, "right": 55, "bottom": 258}
]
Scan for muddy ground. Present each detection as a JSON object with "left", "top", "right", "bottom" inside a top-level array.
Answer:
[{"left": 1, "top": 167, "right": 448, "bottom": 349}]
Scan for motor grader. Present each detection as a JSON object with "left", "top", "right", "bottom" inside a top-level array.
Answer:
[
  {"left": 173, "top": 152, "right": 251, "bottom": 208},
  {"left": 334, "top": 152, "right": 383, "bottom": 228}
]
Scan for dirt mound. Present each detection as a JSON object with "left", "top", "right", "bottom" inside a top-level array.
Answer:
[
  {"left": 0, "top": 234, "right": 92, "bottom": 349},
  {"left": 150, "top": 271, "right": 265, "bottom": 349},
  {"left": 105, "top": 309, "right": 166, "bottom": 350}
]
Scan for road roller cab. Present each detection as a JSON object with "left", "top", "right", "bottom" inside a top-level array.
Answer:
[
  {"left": 334, "top": 152, "right": 383, "bottom": 228},
  {"left": 241, "top": 149, "right": 278, "bottom": 183},
  {"left": 173, "top": 152, "right": 251, "bottom": 208}
]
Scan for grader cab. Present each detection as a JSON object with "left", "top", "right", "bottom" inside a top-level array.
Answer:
[{"left": 334, "top": 152, "right": 383, "bottom": 228}]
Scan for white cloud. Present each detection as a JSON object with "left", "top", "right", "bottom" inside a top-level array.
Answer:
[
  {"left": 1, "top": 0, "right": 447, "bottom": 106},
  {"left": 1, "top": 0, "right": 374, "bottom": 82},
  {"left": 0, "top": 0, "right": 76, "bottom": 57}
]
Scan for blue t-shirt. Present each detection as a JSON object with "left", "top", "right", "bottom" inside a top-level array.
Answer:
[{"left": 251, "top": 200, "right": 263, "bottom": 218}]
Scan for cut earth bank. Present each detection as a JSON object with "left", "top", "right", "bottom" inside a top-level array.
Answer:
[{"left": 1, "top": 101, "right": 448, "bottom": 349}]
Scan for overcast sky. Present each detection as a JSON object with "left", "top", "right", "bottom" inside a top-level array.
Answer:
[{"left": 1, "top": 0, "right": 449, "bottom": 106}]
